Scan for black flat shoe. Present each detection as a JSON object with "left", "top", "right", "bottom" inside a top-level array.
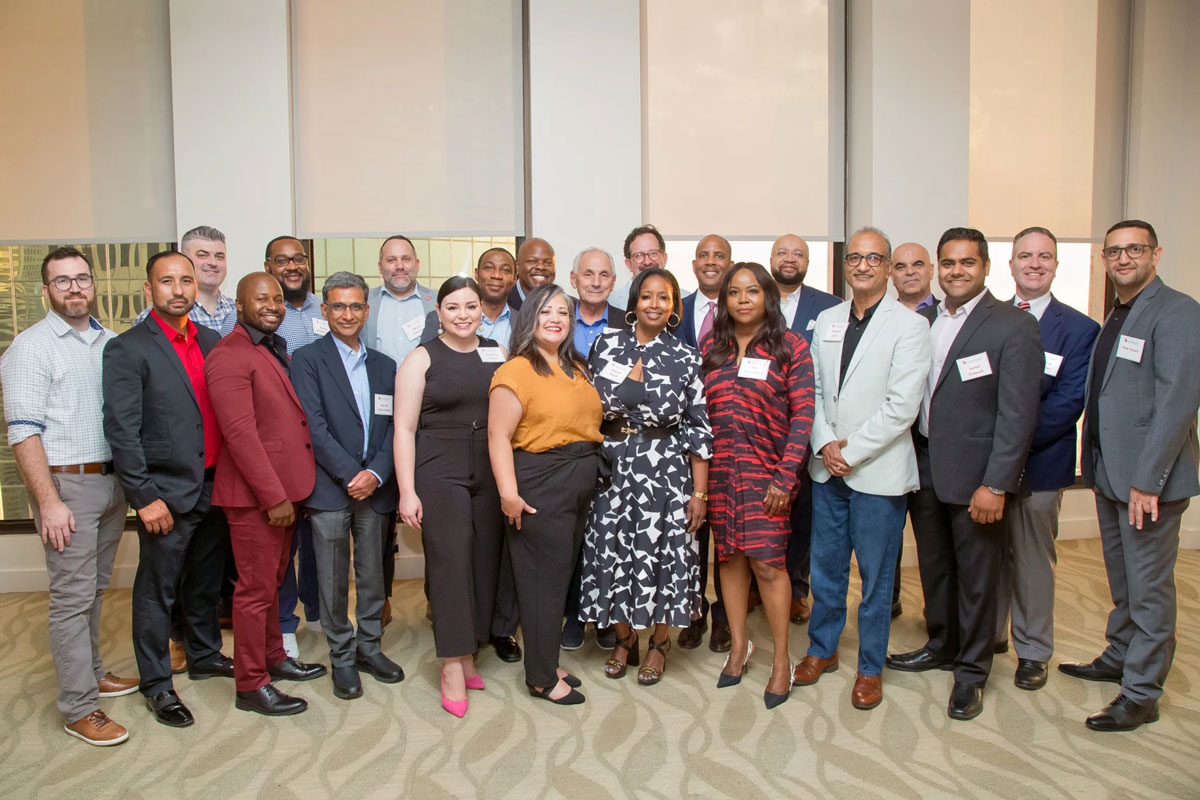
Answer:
[
  {"left": 886, "top": 647, "right": 953, "bottom": 672},
  {"left": 1058, "top": 657, "right": 1123, "bottom": 684},
  {"left": 235, "top": 683, "right": 307, "bottom": 716},
  {"left": 1014, "top": 659, "right": 1048, "bottom": 690},
  {"left": 355, "top": 652, "right": 404, "bottom": 683},
  {"left": 188, "top": 654, "right": 235, "bottom": 681},
  {"left": 268, "top": 657, "right": 327, "bottom": 682},
  {"left": 491, "top": 635, "right": 522, "bottom": 663},
  {"left": 528, "top": 683, "right": 585, "bottom": 705},
  {"left": 1085, "top": 693, "right": 1159, "bottom": 731},
  {"left": 145, "top": 690, "right": 194, "bottom": 728},
  {"left": 332, "top": 666, "right": 363, "bottom": 700},
  {"left": 594, "top": 625, "right": 618, "bottom": 651},
  {"left": 561, "top": 672, "right": 582, "bottom": 688},
  {"left": 948, "top": 682, "right": 984, "bottom": 720}
]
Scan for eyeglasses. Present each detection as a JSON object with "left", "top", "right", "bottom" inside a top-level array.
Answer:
[
  {"left": 629, "top": 250, "right": 662, "bottom": 264},
  {"left": 844, "top": 253, "right": 888, "bottom": 267},
  {"left": 1101, "top": 243, "right": 1152, "bottom": 262},
  {"left": 269, "top": 254, "right": 309, "bottom": 267},
  {"left": 326, "top": 302, "right": 367, "bottom": 314},
  {"left": 45, "top": 274, "right": 94, "bottom": 291}
]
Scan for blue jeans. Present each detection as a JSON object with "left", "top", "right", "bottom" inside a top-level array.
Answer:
[
  {"left": 278, "top": 514, "right": 321, "bottom": 633},
  {"left": 808, "top": 477, "right": 906, "bottom": 675}
]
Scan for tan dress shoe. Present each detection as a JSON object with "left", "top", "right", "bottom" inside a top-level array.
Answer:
[
  {"left": 852, "top": 672, "right": 883, "bottom": 709},
  {"left": 169, "top": 639, "right": 187, "bottom": 674},
  {"left": 97, "top": 672, "right": 139, "bottom": 697},
  {"left": 789, "top": 598, "right": 811, "bottom": 625},
  {"left": 64, "top": 710, "right": 129, "bottom": 746},
  {"left": 792, "top": 653, "right": 838, "bottom": 686}
]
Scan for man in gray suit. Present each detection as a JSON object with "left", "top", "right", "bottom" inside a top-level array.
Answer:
[{"left": 1060, "top": 219, "right": 1200, "bottom": 731}]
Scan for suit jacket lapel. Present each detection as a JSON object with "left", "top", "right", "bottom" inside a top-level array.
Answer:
[
  {"left": 240, "top": 325, "right": 305, "bottom": 412},
  {"left": 141, "top": 319, "right": 199, "bottom": 409},
  {"left": 842, "top": 298, "right": 889, "bottom": 385},
  {"left": 1039, "top": 297, "right": 1063, "bottom": 348},
  {"left": 1100, "top": 277, "right": 1161, "bottom": 393},
  {"left": 935, "top": 291, "right": 996, "bottom": 393},
  {"left": 321, "top": 336, "right": 361, "bottom": 421}
]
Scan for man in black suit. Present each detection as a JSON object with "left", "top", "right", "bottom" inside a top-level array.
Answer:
[
  {"left": 103, "top": 250, "right": 234, "bottom": 728},
  {"left": 886, "top": 227, "right": 1042, "bottom": 721},
  {"left": 290, "top": 271, "right": 404, "bottom": 700}
]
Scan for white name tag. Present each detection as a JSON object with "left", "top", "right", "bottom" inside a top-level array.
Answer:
[
  {"left": 373, "top": 393, "right": 393, "bottom": 416},
  {"left": 311, "top": 318, "right": 330, "bottom": 335},
  {"left": 806, "top": 318, "right": 817, "bottom": 331},
  {"left": 599, "top": 360, "right": 633, "bottom": 383},
  {"left": 738, "top": 357, "right": 771, "bottom": 381},
  {"left": 477, "top": 347, "right": 505, "bottom": 363},
  {"left": 824, "top": 322, "right": 849, "bottom": 342},
  {"left": 1117, "top": 335, "right": 1145, "bottom": 363},
  {"left": 402, "top": 316, "right": 425, "bottom": 340},
  {"left": 603, "top": 327, "right": 620, "bottom": 335},
  {"left": 956, "top": 352, "right": 993, "bottom": 382},
  {"left": 1043, "top": 352, "right": 1063, "bottom": 377}
]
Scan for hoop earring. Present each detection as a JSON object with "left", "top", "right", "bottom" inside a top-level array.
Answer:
[
  {"left": 625, "top": 311, "right": 637, "bottom": 326},
  {"left": 667, "top": 312, "right": 680, "bottom": 328}
]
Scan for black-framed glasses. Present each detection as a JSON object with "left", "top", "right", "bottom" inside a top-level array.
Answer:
[
  {"left": 45, "top": 274, "right": 94, "bottom": 291},
  {"left": 629, "top": 249, "right": 662, "bottom": 264},
  {"left": 270, "top": 254, "right": 309, "bottom": 267},
  {"left": 326, "top": 303, "right": 367, "bottom": 314},
  {"left": 844, "top": 252, "right": 887, "bottom": 267},
  {"left": 1101, "top": 243, "right": 1151, "bottom": 262}
]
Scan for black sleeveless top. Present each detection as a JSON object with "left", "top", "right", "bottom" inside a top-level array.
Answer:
[{"left": 419, "top": 336, "right": 502, "bottom": 432}]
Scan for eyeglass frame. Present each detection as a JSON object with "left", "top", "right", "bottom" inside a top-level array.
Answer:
[
  {"left": 269, "top": 253, "right": 309, "bottom": 267},
  {"left": 44, "top": 274, "right": 95, "bottom": 291},
  {"left": 844, "top": 252, "right": 889, "bottom": 268},
  {"left": 1101, "top": 243, "right": 1153, "bottom": 262}
]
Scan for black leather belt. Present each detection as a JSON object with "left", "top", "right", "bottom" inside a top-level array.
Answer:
[{"left": 600, "top": 420, "right": 674, "bottom": 441}]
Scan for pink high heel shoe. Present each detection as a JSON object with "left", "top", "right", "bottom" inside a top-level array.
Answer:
[
  {"left": 464, "top": 673, "right": 485, "bottom": 691},
  {"left": 441, "top": 673, "right": 468, "bottom": 718}
]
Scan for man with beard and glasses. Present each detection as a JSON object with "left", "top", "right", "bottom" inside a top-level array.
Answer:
[
  {"left": 610, "top": 224, "right": 669, "bottom": 309},
  {"left": 365, "top": 235, "right": 436, "bottom": 364},
  {"left": 263, "top": 235, "right": 324, "bottom": 656},
  {"left": 1, "top": 247, "right": 137, "bottom": 746},
  {"left": 508, "top": 238, "right": 557, "bottom": 310}
]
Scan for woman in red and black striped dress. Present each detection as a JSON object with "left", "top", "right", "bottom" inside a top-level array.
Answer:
[{"left": 701, "top": 261, "right": 814, "bottom": 709}]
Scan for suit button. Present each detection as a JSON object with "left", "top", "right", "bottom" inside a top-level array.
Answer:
[
  {"left": 305, "top": 443, "right": 311, "bottom": 449},
  {"left": 301, "top": 421, "right": 307, "bottom": 427},
  {"left": 198, "top": 452, "right": 204, "bottom": 458},
  {"left": 195, "top": 423, "right": 202, "bottom": 430}
]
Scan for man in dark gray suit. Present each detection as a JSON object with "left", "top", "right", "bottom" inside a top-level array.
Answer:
[
  {"left": 886, "top": 227, "right": 1043, "bottom": 721},
  {"left": 1060, "top": 219, "right": 1200, "bottom": 731}
]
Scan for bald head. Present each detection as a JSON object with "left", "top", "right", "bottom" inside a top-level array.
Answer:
[
  {"left": 693, "top": 234, "right": 732, "bottom": 297},
  {"left": 891, "top": 242, "right": 934, "bottom": 309},
  {"left": 236, "top": 272, "right": 285, "bottom": 334},
  {"left": 516, "top": 237, "right": 556, "bottom": 292},
  {"left": 770, "top": 234, "right": 809, "bottom": 288}
]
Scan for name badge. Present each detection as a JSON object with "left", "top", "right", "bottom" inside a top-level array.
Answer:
[
  {"left": 373, "top": 393, "right": 393, "bottom": 416},
  {"left": 1043, "top": 352, "right": 1063, "bottom": 377},
  {"left": 402, "top": 316, "right": 425, "bottom": 340},
  {"left": 603, "top": 327, "right": 620, "bottom": 335},
  {"left": 599, "top": 360, "right": 633, "bottom": 383},
  {"left": 738, "top": 357, "right": 771, "bottom": 381},
  {"left": 477, "top": 347, "right": 505, "bottom": 363},
  {"left": 956, "top": 352, "right": 993, "bottom": 382},
  {"left": 806, "top": 318, "right": 817, "bottom": 331},
  {"left": 311, "top": 318, "right": 330, "bottom": 336},
  {"left": 824, "top": 322, "right": 849, "bottom": 342},
  {"left": 1117, "top": 335, "right": 1145, "bottom": 363}
]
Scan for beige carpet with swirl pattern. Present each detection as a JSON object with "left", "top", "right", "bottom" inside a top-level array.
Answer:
[{"left": 1, "top": 538, "right": 1198, "bottom": 799}]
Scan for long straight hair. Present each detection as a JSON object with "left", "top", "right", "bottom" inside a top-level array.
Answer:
[
  {"left": 701, "top": 261, "right": 792, "bottom": 372},
  {"left": 510, "top": 283, "right": 590, "bottom": 379}
]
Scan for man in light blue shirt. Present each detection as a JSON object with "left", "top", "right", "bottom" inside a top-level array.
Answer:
[
  {"left": 420, "top": 247, "right": 518, "bottom": 349},
  {"left": 365, "top": 235, "right": 436, "bottom": 365},
  {"left": 569, "top": 247, "right": 626, "bottom": 358}
]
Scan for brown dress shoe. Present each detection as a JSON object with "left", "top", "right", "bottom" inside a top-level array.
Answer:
[
  {"left": 169, "top": 639, "right": 187, "bottom": 674},
  {"left": 97, "top": 672, "right": 139, "bottom": 698},
  {"left": 381, "top": 598, "right": 393, "bottom": 629},
  {"left": 64, "top": 709, "right": 129, "bottom": 746},
  {"left": 792, "top": 653, "right": 839, "bottom": 686},
  {"left": 851, "top": 672, "right": 883, "bottom": 709},
  {"left": 789, "top": 598, "right": 811, "bottom": 625}
]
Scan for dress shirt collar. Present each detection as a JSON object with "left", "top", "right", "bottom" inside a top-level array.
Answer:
[
  {"left": 1013, "top": 291, "right": 1052, "bottom": 321},
  {"left": 332, "top": 334, "right": 368, "bottom": 364},
  {"left": 936, "top": 289, "right": 987, "bottom": 320},
  {"left": 915, "top": 293, "right": 937, "bottom": 310},
  {"left": 149, "top": 308, "right": 197, "bottom": 341},
  {"left": 46, "top": 310, "right": 103, "bottom": 342}
]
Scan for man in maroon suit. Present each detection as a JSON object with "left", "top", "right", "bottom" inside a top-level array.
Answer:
[{"left": 205, "top": 272, "right": 324, "bottom": 716}]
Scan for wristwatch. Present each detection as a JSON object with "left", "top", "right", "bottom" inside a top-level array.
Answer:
[
  {"left": 692, "top": 491, "right": 708, "bottom": 501},
  {"left": 985, "top": 486, "right": 1005, "bottom": 496}
]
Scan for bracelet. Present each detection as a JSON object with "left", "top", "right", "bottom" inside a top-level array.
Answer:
[{"left": 692, "top": 491, "right": 708, "bottom": 501}]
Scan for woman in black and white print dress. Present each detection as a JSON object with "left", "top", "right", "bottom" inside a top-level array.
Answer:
[{"left": 579, "top": 268, "right": 712, "bottom": 687}]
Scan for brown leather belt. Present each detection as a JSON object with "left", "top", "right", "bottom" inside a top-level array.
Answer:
[{"left": 49, "top": 461, "right": 115, "bottom": 475}]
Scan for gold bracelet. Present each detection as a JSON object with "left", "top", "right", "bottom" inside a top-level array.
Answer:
[{"left": 692, "top": 491, "right": 708, "bottom": 501}]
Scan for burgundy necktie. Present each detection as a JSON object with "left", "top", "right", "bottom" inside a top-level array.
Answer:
[
  {"left": 1018, "top": 301, "right": 1031, "bottom": 312},
  {"left": 698, "top": 300, "right": 715, "bottom": 342}
]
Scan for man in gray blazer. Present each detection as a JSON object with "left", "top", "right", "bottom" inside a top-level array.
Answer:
[
  {"left": 886, "top": 227, "right": 1043, "bottom": 721},
  {"left": 1060, "top": 219, "right": 1200, "bottom": 731}
]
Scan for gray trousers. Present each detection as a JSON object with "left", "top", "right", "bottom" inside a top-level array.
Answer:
[
  {"left": 308, "top": 501, "right": 387, "bottom": 668},
  {"left": 32, "top": 473, "right": 127, "bottom": 723},
  {"left": 995, "top": 489, "right": 1062, "bottom": 661}
]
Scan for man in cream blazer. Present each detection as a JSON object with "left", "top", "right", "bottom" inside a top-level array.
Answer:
[{"left": 791, "top": 227, "right": 931, "bottom": 711}]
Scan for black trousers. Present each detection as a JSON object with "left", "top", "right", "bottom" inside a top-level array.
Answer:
[
  {"left": 694, "top": 521, "right": 726, "bottom": 624},
  {"left": 490, "top": 540, "right": 520, "bottom": 638},
  {"left": 382, "top": 510, "right": 397, "bottom": 597},
  {"left": 508, "top": 442, "right": 599, "bottom": 687},
  {"left": 785, "top": 476, "right": 813, "bottom": 599},
  {"left": 132, "top": 479, "right": 228, "bottom": 696},
  {"left": 416, "top": 430, "right": 504, "bottom": 657}
]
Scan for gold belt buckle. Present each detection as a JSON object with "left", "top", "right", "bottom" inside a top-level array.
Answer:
[{"left": 620, "top": 426, "right": 637, "bottom": 435}]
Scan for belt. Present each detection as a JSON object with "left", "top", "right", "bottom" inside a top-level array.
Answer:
[
  {"left": 49, "top": 461, "right": 115, "bottom": 475},
  {"left": 600, "top": 419, "right": 675, "bottom": 441}
]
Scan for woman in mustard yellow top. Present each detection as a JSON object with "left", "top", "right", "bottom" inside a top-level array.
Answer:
[{"left": 488, "top": 284, "right": 603, "bottom": 705}]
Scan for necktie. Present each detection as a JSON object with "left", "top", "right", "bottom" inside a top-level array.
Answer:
[
  {"left": 1018, "top": 300, "right": 1031, "bottom": 312},
  {"left": 698, "top": 300, "right": 715, "bottom": 343}
]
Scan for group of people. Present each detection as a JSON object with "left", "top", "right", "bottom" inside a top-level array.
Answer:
[{"left": 5, "top": 217, "right": 1197, "bottom": 748}]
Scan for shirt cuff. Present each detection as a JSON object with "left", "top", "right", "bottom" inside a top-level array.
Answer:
[{"left": 366, "top": 469, "right": 383, "bottom": 485}]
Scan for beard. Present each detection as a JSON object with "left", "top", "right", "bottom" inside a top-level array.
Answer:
[
  {"left": 771, "top": 267, "right": 804, "bottom": 287},
  {"left": 282, "top": 275, "right": 311, "bottom": 306}
]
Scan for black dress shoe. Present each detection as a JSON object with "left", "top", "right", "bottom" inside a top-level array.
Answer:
[
  {"left": 235, "top": 683, "right": 307, "bottom": 716},
  {"left": 1058, "top": 657, "right": 1123, "bottom": 684},
  {"left": 145, "top": 690, "right": 194, "bottom": 728},
  {"left": 886, "top": 647, "right": 953, "bottom": 672},
  {"left": 1085, "top": 693, "right": 1159, "bottom": 731},
  {"left": 355, "top": 651, "right": 404, "bottom": 683},
  {"left": 994, "top": 640, "right": 1009, "bottom": 655},
  {"left": 331, "top": 666, "right": 363, "bottom": 700},
  {"left": 708, "top": 621, "right": 732, "bottom": 654},
  {"left": 948, "top": 682, "right": 984, "bottom": 720},
  {"left": 595, "top": 625, "right": 618, "bottom": 651},
  {"left": 188, "top": 654, "right": 235, "bottom": 681},
  {"left": 268, "top": 657, "right": 327, "bottom": 682},
  {"left": 1014, "top": 658, "right": 1048, "bottom": 690},
  {"left": 491, "top": 635, "right": 522, "bottom": 663},
  {"left": 677, "top": 618, "right": 707, "bottom": 650},
  {"left": 891, "top": 600, "right": 903, "bottom": 619}
]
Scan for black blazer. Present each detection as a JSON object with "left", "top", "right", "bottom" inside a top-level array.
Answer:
[
  {"left": 290, "top": 334, "right": 398, "bottom": 513},
  {"left": 919, "top": 291, "right": 1043, "bottom": 504},
  {"left": 102, "top": 317, "right": 221, "bottom": 513}
]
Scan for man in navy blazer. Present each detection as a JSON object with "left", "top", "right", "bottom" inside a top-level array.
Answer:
[
  {"left": 290, "top": 271, "right": 403, "bottom": 700},
  {"left": 994, "top": 227, "right": 1099, "bottom": 692},
  {"left": 771, "top": 234, "right": 841, "bottom": 624}
]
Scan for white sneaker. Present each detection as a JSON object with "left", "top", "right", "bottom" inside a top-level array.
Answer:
[
  {"left": 282, "top": 633, "right": 299, "bottom": 658},
  {"left": 307, "top": 619, "right": 323, "bottom": 635}
]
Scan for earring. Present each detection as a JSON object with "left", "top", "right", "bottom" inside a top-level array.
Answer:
[
  {"left": 625, "top": 311, "right": 637, "bottom": 326},
  {"left": 667, "top": 313, "right": 681, "bottom": 327}
]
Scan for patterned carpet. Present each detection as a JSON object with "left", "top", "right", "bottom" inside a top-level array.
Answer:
[{"left": 1, "top": 538, "right": 1198, "bottom": 799}]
